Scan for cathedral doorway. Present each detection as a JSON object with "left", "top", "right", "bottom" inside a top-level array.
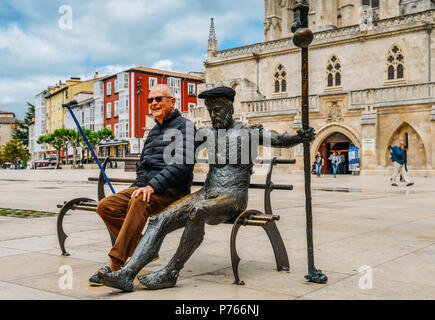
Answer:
[{"left": 317, "top": 132, "right": 352, "bottom": 175}]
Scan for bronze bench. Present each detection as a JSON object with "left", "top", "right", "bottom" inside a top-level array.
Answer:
[{"left": 57, "top": 156, "right": 295, "bottom": 285}]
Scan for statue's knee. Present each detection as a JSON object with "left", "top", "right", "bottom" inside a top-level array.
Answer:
[
  {"left": 188, "top": 204, "right": 207, "bottom": 221},
  {"left": 148, "top": 214, "right": 163, "bottom": 229}
]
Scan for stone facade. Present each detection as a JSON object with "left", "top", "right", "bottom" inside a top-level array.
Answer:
[
  {"left": 190, "top": 0, "right": 435, "bottom": 176},
  {"left": 0, "top": 111, "right": 15, "bottom": 149}
]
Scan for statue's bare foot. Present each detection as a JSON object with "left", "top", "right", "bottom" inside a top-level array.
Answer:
[
  {"left": 98, "top": 269, "right": 135, "bottom": 292},
  {"left": 137, "top": 267, "right": 179, "bottom": 290}
]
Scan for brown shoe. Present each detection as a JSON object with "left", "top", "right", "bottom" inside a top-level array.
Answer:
[
  {"left": 391, "top": 183, "right": 398, "bottom": 186},
  {"left": 406, "top": 182, "right": 414, "bottom": 187}
]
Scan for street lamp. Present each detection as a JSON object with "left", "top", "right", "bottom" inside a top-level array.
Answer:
[
  {"left": 136, "top": 76, "right": 143, "bottom": 154},
  {"left": 292, "top": 0, "right": 327, "bottom": 284}
]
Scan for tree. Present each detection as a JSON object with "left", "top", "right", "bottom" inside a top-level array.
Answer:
[
  {"left": 37, "top": 129, "right": 69, "bottom": 169},
  {"left": 12, "top": 102, "right": 35, "bottom": 147},
  {"left": 64, "top": 129, "right": 82, "bottom": 168},
  {"left": 81, "top": 128, "right": 114, "bottom": 161},
  {"left": 0, "top": 139, "right": 29, "bottom": 166}
]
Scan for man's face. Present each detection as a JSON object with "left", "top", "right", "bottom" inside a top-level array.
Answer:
[
  {"left": 206, "top": 98, "right": 233, "bottom": 130},
  {"left": 148, "top": 86, "right": 175, "bottom": 124}
]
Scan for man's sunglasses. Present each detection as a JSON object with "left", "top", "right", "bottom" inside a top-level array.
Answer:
[{"left": 147, "top": 96, "right": 173, "bottom": 104}]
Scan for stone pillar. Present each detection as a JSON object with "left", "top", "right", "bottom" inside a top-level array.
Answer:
[
  {"left": 430, "top": 105, "right": 435, "bottom": 170},
  {"left": 265, "top": 0, "right": 282, "bottom": 41},
  {"left": 379, "top": 0, "right": 399, "bottom": 20},
  {"left": 315, "top": 0, "right": 337, "bottom": 31},
  {"left": 340, "top": 0, "right": 357, "bottom": 27},
  {"left": 360, "top": 106, "right": 378, "bottom": 172}
]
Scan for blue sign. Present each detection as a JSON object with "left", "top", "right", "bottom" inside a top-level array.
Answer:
[{"left": 348, "top": 146, "right": 360, "bottom": 171}]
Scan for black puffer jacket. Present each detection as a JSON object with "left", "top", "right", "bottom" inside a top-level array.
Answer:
[{"left": 132, "top": 110, "right": 196, "bottom": 195}]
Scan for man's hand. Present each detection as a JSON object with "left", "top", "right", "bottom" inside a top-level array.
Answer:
[
  {"left": 131, "top": 186, "right": 155, "bottom": 203},
  {"left": 297, "top": 127, "right": 316, "bottom": 143}
]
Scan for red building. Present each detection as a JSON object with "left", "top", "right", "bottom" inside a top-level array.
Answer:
[{"left": 97, "top": 67, "right": 203, "bottom": 155}]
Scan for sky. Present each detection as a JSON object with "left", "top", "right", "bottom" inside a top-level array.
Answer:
[{"left": 0, "top": 0, "right": 265, "bottom": 120}]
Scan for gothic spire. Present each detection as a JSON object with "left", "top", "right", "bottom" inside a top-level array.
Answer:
[{"left": 208, "top": 18, "right": 217, "bottom": 52}]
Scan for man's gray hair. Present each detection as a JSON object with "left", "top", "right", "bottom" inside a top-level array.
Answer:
[{"left": 152, "top": 84, "right": 175, "bottom": 98}]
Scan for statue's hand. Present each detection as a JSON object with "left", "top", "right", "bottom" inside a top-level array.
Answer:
[
  {"left": 297, "top": 127, "right": 316, "bottom": 143},
  {"left": 249, "top": 123, "right": 264, "bottom": 131}
]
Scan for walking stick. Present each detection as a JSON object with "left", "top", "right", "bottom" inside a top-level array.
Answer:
[
  {"left": 292, "top": 0, "right": 327, "bottom": 284},
  {"left": 62, "top": 100, "right": 116, "bottom": 195}
]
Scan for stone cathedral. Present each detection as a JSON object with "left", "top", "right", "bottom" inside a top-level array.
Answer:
[{"left": 190, "top": 0, "right": 435, "bottom": 176}]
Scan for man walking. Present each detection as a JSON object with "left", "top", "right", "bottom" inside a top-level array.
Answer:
[
  {"left": 390, "top": 141, "right": 414, "bottom": 187},
  {"left": 328, "top": 151, "right": 341, "bottom": 178},
  {"left": 89, "top": 84, "right": 196, "bottom": 285}
]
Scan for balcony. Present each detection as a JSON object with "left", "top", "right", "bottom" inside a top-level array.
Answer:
[
  {"left": 350, "top": 82, "right": 435, "bottom": 109},
  {"left": 241, "top": 95, "right": 320, "bottom": 118}
]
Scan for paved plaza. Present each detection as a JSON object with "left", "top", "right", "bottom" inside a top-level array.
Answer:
[{"left": 0, "top": 167, "right": 434, "bottom": 300}]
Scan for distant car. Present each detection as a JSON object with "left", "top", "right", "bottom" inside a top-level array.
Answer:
[{"left": 31, "top": 160, "right": 50, "bottom": 169}]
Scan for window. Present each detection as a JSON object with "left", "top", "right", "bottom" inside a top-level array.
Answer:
[
  {"left": 386, "top": 45, "right": 405, "bottom": 81},
  {"left": 326, "top": 55, "right": 342, "bottom": 88},
  {"left": 188, "top": 103, "right": 196, "bottom": 109},
  {"left": 106, "top": 102, "right": 111, "bottom": 119},
  {"left": 124, "top": 73, "right": 129, "bottom": 89},
  {"left": 188, "top": 83, "right": 196, "bottom": 96},
  {"left": 106, "top": 82, "right": 112, "bottom": 96},
  {"left": 106, "top": 125, "right": 112, "bottom": 132},
  {"left": 362, "top": 0, "right": 378, "bottom": 8},
  {"left": 114, "top": 79, "right": 119, "bottom": 93},
  {"left": 168, "top": 77, "right": 181, "bottom": 95},
  {"left": 114, "top": 123, "right": 119, "bottom": 139},
  {"left": 273, "top": 64, "right": 287, "bottom": 93},
  {"left": 149, "top": 77, "right": 158, "bottom": 90},
  {"left": 114, "top": 101, "right": 119, "bottom": 117}
]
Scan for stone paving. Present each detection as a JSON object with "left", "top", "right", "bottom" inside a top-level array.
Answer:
[{"left": 0, "top": 167, "right": 434, "bottom": 300}]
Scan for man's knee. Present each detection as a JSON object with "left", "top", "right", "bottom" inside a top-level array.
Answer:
[
  {"left": 128, "top": 196, "right": 152, "bottom": 218},
  {"left": 97, "top": 198, "right": 110, "bottom": 218}
]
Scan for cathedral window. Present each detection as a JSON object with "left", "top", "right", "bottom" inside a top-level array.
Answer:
[
  {"left": 362, "top": 0, "right": 379, "bottom": 8},
  {"left": 386, "top": 45, "right": 405, "bottom": 81},
  {"left": 273, "top": 64, "right": 288, "bottom": 94},
  {"left": 326, "top": 55, "right": 342, "bottom": 88}
]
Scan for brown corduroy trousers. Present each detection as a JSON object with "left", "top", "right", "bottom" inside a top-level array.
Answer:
[{"left": 97, "top": 187, "right": 184, "bottom": 264}]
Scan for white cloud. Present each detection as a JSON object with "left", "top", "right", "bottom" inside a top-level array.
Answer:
[
  {"left": 152, "top": 60, "right": 174, "bottom": 71},
  {"left": 0, "top": 0, "right": 264, "bottom": 118}
]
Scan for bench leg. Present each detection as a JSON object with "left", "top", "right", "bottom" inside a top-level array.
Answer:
[
  {"left": 230, "top": 210, "right": 290, "bottom": 285},
  {"left": 262, "top": 221, "right": 290, "bottom": 272},
  {"left": 57, "top": 198, "right": 97, "bottom": 256}
]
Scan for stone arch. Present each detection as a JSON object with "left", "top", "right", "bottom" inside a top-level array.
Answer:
[
  {"left": 384, "top": 122, "right": 427, "bottom": 168},
  {"left": 312, "top": 123, "right": 361, "bottom": 156}
]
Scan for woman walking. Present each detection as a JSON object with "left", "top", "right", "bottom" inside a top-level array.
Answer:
[{"left": 315, "top": 152, "right": 324, "bottom": 177}]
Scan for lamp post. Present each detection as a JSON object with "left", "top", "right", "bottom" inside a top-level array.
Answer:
[
  {"left": 291, "top": 0, "right": 327, "bottom": 284},
  {"left": 136, "top": 76, "right": 143, "bottom": 154}
]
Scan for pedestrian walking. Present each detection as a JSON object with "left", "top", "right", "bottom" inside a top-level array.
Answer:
[
  {"left": 338, "top": 151, "right": 345, "bottom": 174},
  {"left": 328, "top": 151, "right": 341, "bottom": 178},
  {"left": 314, "top": 151, "right": 324, "bottom": 177},
  {"left": 390, "top": 141, "right": 414, "bottom": 187}
]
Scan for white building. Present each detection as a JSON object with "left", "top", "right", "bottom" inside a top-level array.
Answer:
[{"left": 29, "top": 90, "right": 49, "bottom": 161}]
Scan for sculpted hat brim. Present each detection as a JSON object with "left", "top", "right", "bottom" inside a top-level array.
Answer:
[{"left": 198, "top": 86, "right": 236, "bottom": 102}]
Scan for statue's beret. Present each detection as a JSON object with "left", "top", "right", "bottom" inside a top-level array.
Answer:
[{"left": 198, "top": 86, "right": 236, "bottom": 102}]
